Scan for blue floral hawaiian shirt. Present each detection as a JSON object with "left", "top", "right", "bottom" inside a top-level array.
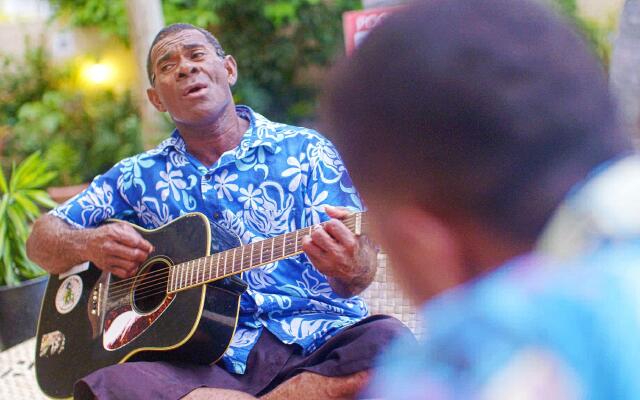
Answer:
[{"left": 50, "top": 105, "right": 368, "bottom": 374}]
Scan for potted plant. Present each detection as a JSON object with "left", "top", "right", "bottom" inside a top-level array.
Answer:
[{"left": 0, "top": 152, "right": 57, "bottom": 350}]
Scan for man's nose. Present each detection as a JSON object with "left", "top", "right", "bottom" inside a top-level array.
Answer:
[{"left": 177, "top": 60, "right": 197, "bottom": 79}]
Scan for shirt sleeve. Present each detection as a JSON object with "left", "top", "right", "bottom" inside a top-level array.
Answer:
[
  {"left": 48, "top": 162, "right": 131, "bottom": 228},
  {"left": 303, "top": 135, "right": 364, "bottom": 226}
]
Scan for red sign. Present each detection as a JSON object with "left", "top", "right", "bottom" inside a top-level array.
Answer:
[{"left": 342, "top": 6, "right": 403, "bottom": 55}]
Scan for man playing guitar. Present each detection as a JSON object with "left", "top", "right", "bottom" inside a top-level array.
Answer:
[{"left": 27, "top": 23, "right": 409, "bottom": 400}]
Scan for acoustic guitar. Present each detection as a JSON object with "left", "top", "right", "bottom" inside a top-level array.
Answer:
[{"left": 34, "top": 211, "right": 365, "bottom": 399}]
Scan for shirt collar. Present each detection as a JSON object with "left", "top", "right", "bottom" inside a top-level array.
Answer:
[
  {"left": 154, "top": 105, "right": 280, "bottom": 159},
  {"left": 235, "top": 105, "right": 280, "bottom": 158}
]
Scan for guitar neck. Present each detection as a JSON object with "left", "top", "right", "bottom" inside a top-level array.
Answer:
[{"left": 167, "top": 212, "right": 365, "bottom": 293}]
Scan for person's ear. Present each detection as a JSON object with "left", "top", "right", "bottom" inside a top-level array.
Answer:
[
  {"left": 147, "top": 87, "right": 167, "bottom": 112},
  {"left": 224, "top": 55, "right": 238, "bottom": 86},
  {"left": 377, "top": 205, "right": 465, "bottom": 306}
]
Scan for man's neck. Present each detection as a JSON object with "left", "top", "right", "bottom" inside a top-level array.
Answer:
[
  {"left": 454, "top": 217, "right": 532, "bottom": 280},
  {"left": 175, "top": 106, "right": 250, "bottom": 167}
]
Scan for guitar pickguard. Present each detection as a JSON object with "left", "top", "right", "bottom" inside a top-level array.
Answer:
[{"left": 103, "top": 294, "right": 175, "bottom": 350}]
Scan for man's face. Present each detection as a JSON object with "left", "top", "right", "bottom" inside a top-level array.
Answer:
[{"left": 146, "top": 29, "right": 237, "bottom": 127}]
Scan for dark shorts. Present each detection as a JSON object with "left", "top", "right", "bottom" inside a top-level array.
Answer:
[{"left": 74, "top": 315, "right": 411, "bottom": 400}]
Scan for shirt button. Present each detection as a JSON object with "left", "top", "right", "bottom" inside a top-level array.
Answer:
[{"left": 213, "top": 212, "right": 220, "bottom": 219}]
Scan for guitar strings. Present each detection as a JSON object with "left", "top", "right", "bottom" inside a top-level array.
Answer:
[
  {"left": 106, "top": 228, "right": 304, "bottom": 294},
  {"left": 105, "top": 217, "right": 366, "bottom": 303},
  {"left": 105, "top": 218, "right": 338, "bottom": 295},
  {"left": 110, "top": 244, "right": 298, "bottom": 304},
  {"left": 104, "top": 220, "right": 336, "bottom": 292},
  {"left": 108, "top": 246, "right": 366, "bottom": 305},
  {"left": 117, "top": 227, "right": 326, "bottom": 302},
  {"left": 104, "top": 224, "right": 316, "bottom": 298},
  {"left": 106, "top": 243, "right": 283, "bottom": 301},
  {"left": 105, "top": 218, "right": 367, "bottom": 303},
  {"left": 122, "top": 224, "right": 373, "bottom": 306},
  {"left": 105, "top": 235, "right": 309, "bottom": 302}
]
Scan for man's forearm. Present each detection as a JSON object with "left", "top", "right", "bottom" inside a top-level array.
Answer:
[{"left": 26, "top": 214, "right": 92, "bottom": 274}]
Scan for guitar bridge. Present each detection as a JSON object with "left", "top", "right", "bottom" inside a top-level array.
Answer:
[{"left": 87, "top": 272, "right": 109, "bottom": 339}]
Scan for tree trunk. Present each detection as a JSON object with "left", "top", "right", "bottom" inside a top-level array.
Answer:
[
  {"left": 610, "top": 0, "right": 640, "bottom": 147},
  {"left": 125, "top": 0, "right": 167, "bottom": 149}
]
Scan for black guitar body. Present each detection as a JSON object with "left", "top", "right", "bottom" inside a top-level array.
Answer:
[{"left": 35, "top": 213, "right": 246, "bottom": 399}]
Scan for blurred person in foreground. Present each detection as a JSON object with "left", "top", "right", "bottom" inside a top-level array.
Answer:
[{"left": 323, "top": 0, "right": 640, "bottom": 398}]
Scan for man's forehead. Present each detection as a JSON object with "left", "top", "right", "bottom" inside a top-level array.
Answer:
[{"left": 151, "top": 29, "right": 210, "bottom": 62}]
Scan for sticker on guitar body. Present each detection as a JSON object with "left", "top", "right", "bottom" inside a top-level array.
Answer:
[
  {"left": 39, "top": 331, "right": 66, "bottom": 357},
  {"left": 55, "top": 275, "right": 83, "bottom": 314}
]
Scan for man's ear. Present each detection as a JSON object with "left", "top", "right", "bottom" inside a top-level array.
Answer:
[
  {"left": 147, "top": 87, "right": 167, "bottom": 112},
  {"left": 377, "top": 205, "right": 465, "bottom": 306},
  {"left": 224, "top": 55, "right": 239, "bottom": 86}
]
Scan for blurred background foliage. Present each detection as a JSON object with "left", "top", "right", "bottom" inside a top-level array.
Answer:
[
  {"left": 0, "top": 0, "right": 617, "bottom": 188},
  {"left": 1, "top": 0, "right": 360, "bottom": 187},
  {"left": 552, "top": 0, "right": 617, "bottom": 67},
  {"left": 48, "top": 0, "right": 361, "bottom": 124},
  {"left": 0, "top": 46, "right": 142, "bottom": 186}
]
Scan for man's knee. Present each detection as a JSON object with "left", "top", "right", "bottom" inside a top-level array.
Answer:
[
  {"left": 183, "top": 388, "right": 257, "bottom": 400},
  {"left": 261, "top": 370, "right": 370, "bottom": 400},
  {"left": 325, "top": 370, "right": 370, "bottom": 398}
]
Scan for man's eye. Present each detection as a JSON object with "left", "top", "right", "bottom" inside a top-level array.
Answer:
[
  {"left": 192, "top": 51, "right": 205, "bottom": 59},
  {"left": 160, "top": 64, "right": 174, "bottom": 72}
]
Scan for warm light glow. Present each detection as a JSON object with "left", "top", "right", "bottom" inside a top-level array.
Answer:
[{"left": 81, "top": 62, "right": 115, "bottom": 86}]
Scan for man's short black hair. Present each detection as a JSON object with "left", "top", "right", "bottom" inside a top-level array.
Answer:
[
  {"left": 146, "top": 23, "right": 226, "bottom": 85},
  {"left": 324, "top": 0, "right": 628, "bottom": 241}
]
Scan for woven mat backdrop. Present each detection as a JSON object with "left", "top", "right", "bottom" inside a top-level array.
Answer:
[
  {"left": 361, "top": 253, "right": 422, "bottom": 336},
  {"left": 0, "top": 337, "right": 44, "bottom": 399},
  {"left": 0, "top": 253, "right": 419, "bottom": 399}
]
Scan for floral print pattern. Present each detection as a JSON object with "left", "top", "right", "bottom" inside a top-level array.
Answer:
[{"left": 50, "top": 106, "right": 368, "bottom": 374}]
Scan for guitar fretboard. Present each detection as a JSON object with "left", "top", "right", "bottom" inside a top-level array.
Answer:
[{"left": 167, "top": 212, "right": 364, "bottom": 293}]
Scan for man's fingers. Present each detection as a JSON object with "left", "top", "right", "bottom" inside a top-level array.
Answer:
[
  {"left": 105, "top": 241, "right": 149, "bottom": 264},
  {"left": 101, "top": 258, "right": 136, "bottom": 278},
  {"left": 323, "top": 220, "right": 357, "bottom": 251},
  {"left": 324, "top": 205, "right": 351, "bottom": 219},
  {"left": 302, "top": 234, "right": 327, "bottom": 259},
  {"left": 109, "top": 267, "right": 130, "bottom": 279},
  {"left": 309, "top": 226, "right": 341, "bottom": 254},
  {"left": 111, "top": 223, "right": 154, "bottom": 254},
  {"left": 87, "top": 223, "right": 153, "bottom": 278}
]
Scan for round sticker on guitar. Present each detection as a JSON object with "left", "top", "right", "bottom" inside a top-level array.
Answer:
[{"left": 55, "top": 275, "right": 83, "bottom": 314}]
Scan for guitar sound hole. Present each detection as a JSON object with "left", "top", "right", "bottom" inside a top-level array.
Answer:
[{"left": 132, "top": 259, "right": 170, "bottom": 314}]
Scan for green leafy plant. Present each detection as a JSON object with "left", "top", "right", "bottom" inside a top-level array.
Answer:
[{"left": 0, "top": 152, "right": 57, "bottom": 286}]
